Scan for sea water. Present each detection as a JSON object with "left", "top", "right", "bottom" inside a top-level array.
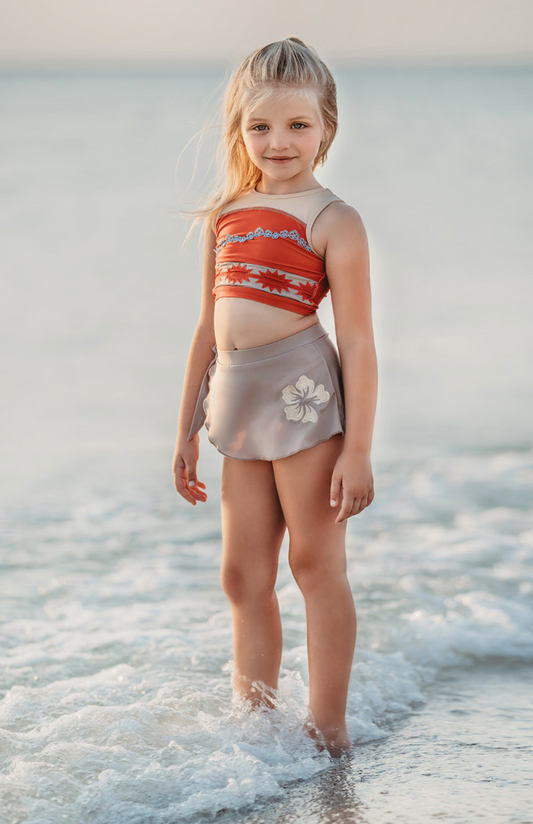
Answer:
[{"left": 0, "top": 67, "right": 532, "bottom": 823}]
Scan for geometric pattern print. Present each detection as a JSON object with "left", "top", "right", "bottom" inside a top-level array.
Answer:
[
  {"left": 215, "top": 225, "right": 313, "bottom": 257},
  {"left": 215, "top": 261, "right": 318, "bottom": 306}
]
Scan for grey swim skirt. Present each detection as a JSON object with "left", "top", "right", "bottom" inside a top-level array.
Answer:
[{"left": 187, "top": 321, "right": 345, "bottom": 461}]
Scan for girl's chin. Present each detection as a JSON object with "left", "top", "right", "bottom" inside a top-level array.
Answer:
[{"left": 258, "top": 166, "right": 307, "bottom": 182}]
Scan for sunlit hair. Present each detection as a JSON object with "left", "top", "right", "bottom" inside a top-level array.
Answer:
[{"left": 183, "top": 37, "right": 338, "bottom": 238}]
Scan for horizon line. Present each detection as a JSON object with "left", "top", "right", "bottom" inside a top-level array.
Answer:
[{"left": 1, "top": 55, "right": 533, "bottom": 73}]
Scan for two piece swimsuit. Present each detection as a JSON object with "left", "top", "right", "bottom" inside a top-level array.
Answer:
[{"left": 187, "top": 186, "right": 347, "bottom": 461}]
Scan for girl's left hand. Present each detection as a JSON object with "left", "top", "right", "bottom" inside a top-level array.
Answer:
[{"left": 330, "top": 450, "right": 374, "bottom": 524}]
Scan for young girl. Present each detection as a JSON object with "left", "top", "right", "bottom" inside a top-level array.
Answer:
[{"left": 172, "top": 38, "right": 377, "bottom": 755}]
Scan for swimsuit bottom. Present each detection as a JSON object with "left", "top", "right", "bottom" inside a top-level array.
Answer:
[{"left": 187, "top": 320, "right": 345, "bottom": 461}]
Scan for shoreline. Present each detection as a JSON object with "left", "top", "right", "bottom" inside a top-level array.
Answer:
[{"left": 212, "top": 662, "right": 533, "bottom": 824}]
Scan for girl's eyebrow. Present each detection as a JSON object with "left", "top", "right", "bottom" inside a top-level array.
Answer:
[{"left": 245, "top": 113, "right": 316, "bottom": 123}]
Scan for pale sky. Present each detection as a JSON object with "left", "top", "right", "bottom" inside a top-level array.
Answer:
[{"left": 1, "top": 0, "right": 532, "bottom": 64}]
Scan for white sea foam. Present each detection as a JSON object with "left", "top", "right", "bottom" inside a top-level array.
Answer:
[{"left": 1, "top": 450, "right": 532, "bottom": 822}]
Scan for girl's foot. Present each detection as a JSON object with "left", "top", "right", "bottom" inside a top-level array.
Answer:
[
  {"left": 233, "top": 675, "right": 278, "bottom": 710},
  {"left": 304, "top": 716, "right": 352, "bottom": 757}
]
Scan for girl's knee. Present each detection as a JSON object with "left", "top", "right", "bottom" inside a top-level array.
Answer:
[
  {"left": 221, "top": 560, "right": 277, "bottom": 605},
  {"left": 288, "top": 539, "right": 346, "bottom": 592}
]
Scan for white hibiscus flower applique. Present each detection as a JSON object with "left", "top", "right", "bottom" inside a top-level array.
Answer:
[{"left": 281, "top": 375, "right": 331, "bottom": 423}]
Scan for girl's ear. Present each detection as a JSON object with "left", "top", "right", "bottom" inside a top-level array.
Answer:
[{"left": 317, "top": 124, "right": 334, "bottom": 157}]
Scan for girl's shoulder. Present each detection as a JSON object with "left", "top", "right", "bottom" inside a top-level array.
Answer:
[
  {"left": 311, "top": 198, "right": 367, "bottom": 259},
  {"left": 313, "top": 188, "right": 364, "bottom": 230}
]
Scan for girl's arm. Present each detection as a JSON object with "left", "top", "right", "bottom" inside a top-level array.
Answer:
[
  {"left": 317, "top": 203, "right": 378, "bottom": 524},
  {"left": 172, "top": 221, "right": 217, "bottom": 505}
]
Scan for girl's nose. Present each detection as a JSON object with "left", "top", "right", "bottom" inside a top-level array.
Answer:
[{"left": 269, "top": 131, "right": 291, "bottom": 151}]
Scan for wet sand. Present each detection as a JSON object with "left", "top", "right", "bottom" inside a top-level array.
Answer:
[{"left": 215, "top": 664, "right": 533, "bottom": 824}]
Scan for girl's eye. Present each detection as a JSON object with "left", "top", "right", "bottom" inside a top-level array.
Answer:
[
  {"left": 292, "top": 123, "right": 307, "bottom": 130},
  {"left": 252, "top": 124, "right": 268, "bottom": 132}
]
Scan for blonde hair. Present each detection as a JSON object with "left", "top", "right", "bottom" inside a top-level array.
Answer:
[{"left": 184, "top": 37, "right": 338, "bottom": 237}]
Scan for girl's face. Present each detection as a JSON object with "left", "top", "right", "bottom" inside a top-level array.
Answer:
[{"left": 241, "top": 89, "right": 326, "bottom": 188}]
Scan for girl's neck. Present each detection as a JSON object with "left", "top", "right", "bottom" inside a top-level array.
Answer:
[{"left": 255, "top": 171, "right": 323, "bottom": 196}]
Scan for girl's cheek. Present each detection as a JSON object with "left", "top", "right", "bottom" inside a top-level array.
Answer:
[{"left": 248, "top": 139, "right": 264, "bottom": 156}]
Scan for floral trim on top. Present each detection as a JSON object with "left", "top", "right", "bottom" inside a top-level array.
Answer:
[{"left": 215, "top": 227, "right": 313, "bottom": 256}]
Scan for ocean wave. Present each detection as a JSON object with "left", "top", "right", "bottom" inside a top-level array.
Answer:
[{"left": 1, "top": 449, "right": 532, "bottom": 822}]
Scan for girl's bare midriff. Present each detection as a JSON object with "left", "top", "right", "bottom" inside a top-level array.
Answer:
[{"left": 214, "top": 297, "right": 320, "bottom": 351}]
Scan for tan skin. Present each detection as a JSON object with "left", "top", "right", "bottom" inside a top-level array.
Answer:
[{"left": 173, "top": 90, "right": 377, "bottom": 754}]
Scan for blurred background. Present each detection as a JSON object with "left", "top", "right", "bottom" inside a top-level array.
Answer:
[
  {"left": 1, "top": 4, "right": 532, "bottom": 823},
  {"left": 1, "top": 0, "right": 532, "bottom": 497}
]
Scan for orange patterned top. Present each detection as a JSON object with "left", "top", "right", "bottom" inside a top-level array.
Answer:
[{"left": 213, "top": 187, "right": 343, "bottom": 315}]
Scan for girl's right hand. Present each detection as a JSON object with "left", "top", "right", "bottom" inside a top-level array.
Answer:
[{"left": 172, "top": 434, "right": 208, "bottom": 505}]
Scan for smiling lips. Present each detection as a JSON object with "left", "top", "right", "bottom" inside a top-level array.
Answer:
[{"left": 267, "top": 156, "right": 296, "bottom": 163}]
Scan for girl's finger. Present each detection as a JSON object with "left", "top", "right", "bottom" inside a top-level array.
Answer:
[
  {"left": 185, "top": 478, "right": 208, "bottom": 502},
  {"left": 185, "top": 476, "right": 202, "bottom": 493},
  {"left": 177, "top": 474, "right": 195, "bottom": 498},
  {"left": 355, "top": 495, "right": 368, "bottom": 515},
  {"left": 176, "top": 485, "right": 197, "bottom": 505},
  {"left": 336, "top": 495, "right": 359, "bottom": 524},
  {"left": 175, "top": 471, "right": 207, "bottom": 505},
  {"left": 179, "top": 488, "right": 207, "bottom": 505},
  {"left": 350, "top": 495, "right": 366, "bottom": 520},
  {"left": 330, "top": 474, "right": 342, "bottom": 509},
  {"left": 187, "top": 470, "right": 198, "bottom": 489},
  {"left": 351, "top": 498, "right": 363, "bottom": 518}
]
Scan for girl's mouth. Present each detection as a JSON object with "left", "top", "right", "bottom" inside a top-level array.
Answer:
[{"left": 267, "top": 157, "right": 296, "bottom": 163}]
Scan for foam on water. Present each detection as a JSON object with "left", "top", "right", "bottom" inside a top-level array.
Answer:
[{"left": 1, "top": 449, "right": 532, "bottom": 823}]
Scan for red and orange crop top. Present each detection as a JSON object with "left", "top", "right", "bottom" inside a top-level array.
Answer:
[{"left": 213, "top": 186, "right": 344, "bottom": 315}]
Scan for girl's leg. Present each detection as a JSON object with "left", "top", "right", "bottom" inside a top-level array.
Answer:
[
  {"left": 220, "top": 456, "right": 286, "bottom": 705},
  {"left": 272, "top": 434, "right": 356, "bottom": 752}
]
